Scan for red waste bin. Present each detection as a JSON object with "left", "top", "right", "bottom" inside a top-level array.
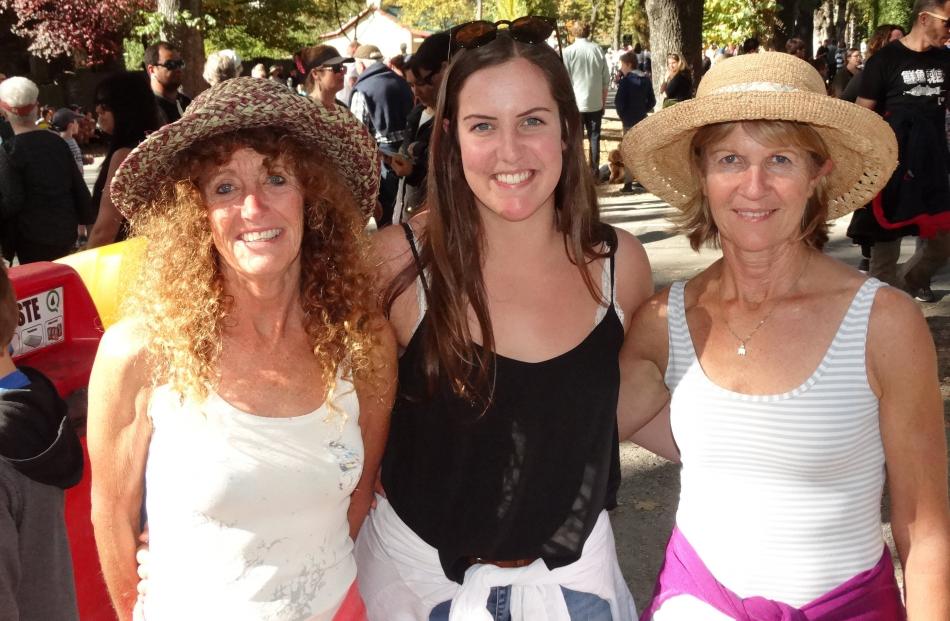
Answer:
[{"left": 9, "top": 261, "right": 115, "bottom": 620}]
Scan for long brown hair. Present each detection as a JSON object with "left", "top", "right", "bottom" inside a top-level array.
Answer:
[{"left": 385, "top": 35, "right": 609, "bottom": 404}]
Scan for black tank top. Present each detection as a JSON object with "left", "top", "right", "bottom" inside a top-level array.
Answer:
[{"left": 381, "top": 224, "right": 624, "bottom": 582}]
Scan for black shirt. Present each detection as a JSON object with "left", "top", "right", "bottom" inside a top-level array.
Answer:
[
  {"left": 382, "top": 226, "right": 624, "bottom": 582},
  {"left": 155, "top": 92, "right": 192, "bottom": 125},
  {"left": 8, "top": 130, "right": 93, "bottom": 247},
  {"left": 664, "top": 72, "right": 693, "bottom": 102},
  {"left": 859, "top": 40, "right": 950, "bottom": 150}
]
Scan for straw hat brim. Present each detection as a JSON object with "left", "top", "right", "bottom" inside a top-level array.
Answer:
[
  {"left": 622, "top": 90, "right": 898, "bottom": 220},
  {"left": 111, "top": 77, "right": 380, "bottom": 222}
]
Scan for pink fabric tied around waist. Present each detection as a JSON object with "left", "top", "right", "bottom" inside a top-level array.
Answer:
[{"left": 641, "top": 528, "right": 906, "bottom": 621}]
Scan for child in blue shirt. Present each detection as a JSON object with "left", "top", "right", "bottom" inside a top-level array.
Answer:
[
  {"left": 615, "top": 51, "right": 656, "bottom": 192},
  {"left": 0, "top": 264, "right": 83, "bottom": 621}
]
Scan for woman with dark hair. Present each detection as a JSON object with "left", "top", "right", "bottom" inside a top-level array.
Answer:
[
  {"left": 355, "top": 18, "right": 655, "bottom": 620},
  {"left": 297, "top": 44, "right": 354, "bottom": 110},
  {"left": 840, "top": 24, "right": 905, "bottom": 103},
  {"left": 390, "top": 30, "right": 450, "bottom": 224},
  {"left": 86, "top": 71, "right": 161, "bottom": 248}
]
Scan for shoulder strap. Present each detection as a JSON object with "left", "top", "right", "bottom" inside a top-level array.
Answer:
[{"left": 401, "top": 222, "right": 432, "bottom": 303}]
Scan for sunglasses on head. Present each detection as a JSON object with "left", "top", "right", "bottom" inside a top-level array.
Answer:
[
  {"left": 922, "top": 10, "right": 950, "bottom": 27},
  {"left": 155, "top": 59, "right": 185, "bottom": 70},
  {"left": 450, "top": 16, "right": 562, "bottom": 57}
]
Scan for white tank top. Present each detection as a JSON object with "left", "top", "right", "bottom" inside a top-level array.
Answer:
[
  {"left": 142, "top": 377, "right": 362, "bottom": 621},
  {"left": 665, "top": 277, "right": 888, "bottom": 607}
]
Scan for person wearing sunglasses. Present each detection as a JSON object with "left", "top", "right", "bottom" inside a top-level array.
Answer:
[
  {"left": 855, "top": 0, "right": 950, "bottom": 303},
  {"left": 297, "top": 44, "right": 355, "bottom": 110},
  {"left": 390, "top": 31, "right": 451, "bottom": 225},
  {"left": 563, "top": 21, "right": 611, "bottom": 177},
  {"left": 355, "top": 17, "right": 657, "bottom": 621},
  {"left": 144, "top": 41, "right": 192, "bottom": 125}
]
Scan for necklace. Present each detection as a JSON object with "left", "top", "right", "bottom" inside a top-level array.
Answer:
[{"left": 724, "top": 253, "right": 811, "bottom": 356}]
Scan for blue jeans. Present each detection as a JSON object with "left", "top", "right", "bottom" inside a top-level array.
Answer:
[
  {"left": 580, "top": 109, "right": 604, "bottom": 173},
  {"left": 428, "top": 586, "right": 612, "bottom": 620}
]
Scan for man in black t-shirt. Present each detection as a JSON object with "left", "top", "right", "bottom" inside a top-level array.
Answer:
[
  {"left": 857, "top": 0, "right": 950, "bottom": 301},
  {"left": 145, "top": 41, "right": 192, "bottom": 125}
]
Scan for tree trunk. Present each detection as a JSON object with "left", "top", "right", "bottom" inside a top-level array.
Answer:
[
  {"left": 644, "top": 0, "right": 703, "bottom": 99},
  {"left": 590, "top": 0, "right": 600, "bottom": 33},
  {"left": 157, "top": 0, "right": 206, "bottom": 97},
  {"left": 835, "top": 0, "right": 848, "bottom": 44},
  {"left": 797, "top": 1, "right": 815, "bottom": 57},
  {"left": 613, "top": 0, "right": 626, "bottom": 50},
  {"left": 775, "top": 0, "right": 798, "bottom": 52}
]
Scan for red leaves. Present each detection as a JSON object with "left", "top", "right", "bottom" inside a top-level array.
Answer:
[{"left": 0, "top": 0, "right": 152, "bottom": 64}]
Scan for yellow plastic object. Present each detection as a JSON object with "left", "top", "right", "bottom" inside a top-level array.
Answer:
[{"left": 56, "top": 238, "right": 147, "bottom": 329}]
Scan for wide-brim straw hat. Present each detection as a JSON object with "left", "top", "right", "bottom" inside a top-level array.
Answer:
[
  {"left": 622, "top": 52, "right": 898, "bottom": 220},
  {"left": 111, "top": 76, "right": 379, "bottom": 221}
]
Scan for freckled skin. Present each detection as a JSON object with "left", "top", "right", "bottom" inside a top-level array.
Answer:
[{"left": 202, "top": 148, "right": 306, "bottom": 282}]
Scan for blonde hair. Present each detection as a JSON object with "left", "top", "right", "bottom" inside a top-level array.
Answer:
[
  {"left": 124, "top": 127, "right": 378, "bottom": 402},
  {"left": 674, "top": 120, "right": 832, "bottom": 251}
]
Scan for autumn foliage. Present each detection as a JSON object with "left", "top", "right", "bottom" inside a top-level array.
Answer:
[{"left": 0, "top": 0, "right": 152, "bottom": 65}]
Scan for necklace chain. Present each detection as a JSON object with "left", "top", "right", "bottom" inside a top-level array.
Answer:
[{"left": 724, "top": 253, "right": 811, "bottom": 356}]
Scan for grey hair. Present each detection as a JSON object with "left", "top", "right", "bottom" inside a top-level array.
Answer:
[
  {"left": 0, "top": 76, "right": 39, "bottom": 125},
  {"left": 203, "top": 49, "right": 243, "bottom": 86}
]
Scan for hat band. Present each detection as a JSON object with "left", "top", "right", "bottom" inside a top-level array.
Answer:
[
  {"left": 710, "top": 81, "right": 801, "bottom": 95},
  {"left": 0, "top": 100, "right": 36, "bottom": 116}
]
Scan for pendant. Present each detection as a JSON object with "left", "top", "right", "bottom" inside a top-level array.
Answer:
[{"left": 737, "top": 343, "right": 747, "bottom": 356}]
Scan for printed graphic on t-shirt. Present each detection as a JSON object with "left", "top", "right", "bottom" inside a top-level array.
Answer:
[{"left": 900, "top": 68, "right": 945, "bottom": 104}]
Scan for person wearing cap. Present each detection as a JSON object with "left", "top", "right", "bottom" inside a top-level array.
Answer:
[
  {"left": 619, "top": 52, "right": 950, "bottom": 619},
  {"left": 87, "top": 77, "right": 395, "bottom": 621},
  {"left": 50, "top": 107, "right": 86, "bottom": 173},
  {"left": 296, "top": 44, "right": 354, "bottom": 110},
  {"left": 0, "top": 77, "right": 93, "bottom": 263},
  {"left": 145, "top": 41, "right": 192, "bottom": 125},
  {"left": 350, "top": 43, "right": 414, "bottom": 227},
  {"left": 389, "top": 31, "right": 450, "bottom": 224}
]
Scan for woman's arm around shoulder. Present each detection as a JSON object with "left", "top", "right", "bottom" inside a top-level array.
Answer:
[
  {"left": 619, "top": 283, "right": 677, "bottom": 461},
  {"left": 86, "top": 148, "right": 131, "bottom": 249},
  {"left": 87, "top": 318, "right": 153, "bottom": 621},
  {"left": 348, "top": 315, "right": 397, "bottom": 538},
  {"left": 867, "top": 286, "right": 950, "bottom": 619}
]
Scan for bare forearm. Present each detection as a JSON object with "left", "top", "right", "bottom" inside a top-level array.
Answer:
[
  {"left": 903, "top": 537, "right": 950, "bottom": 619},
  {"left": 92, "top": 512, "right": 141, "bottom": 621}
]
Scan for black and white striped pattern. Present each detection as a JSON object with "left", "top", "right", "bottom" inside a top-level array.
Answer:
[{"left": 665, "top": 278, "right": 889, "bottom": 606}]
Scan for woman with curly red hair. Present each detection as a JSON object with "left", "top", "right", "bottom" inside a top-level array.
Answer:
[{"left": 86, "top": 77, "right": 396, "bottom": 621}]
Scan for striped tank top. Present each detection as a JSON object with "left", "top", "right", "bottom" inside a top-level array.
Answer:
[{"left": 665, "top": 277, "right": 889, "bottom": 607}]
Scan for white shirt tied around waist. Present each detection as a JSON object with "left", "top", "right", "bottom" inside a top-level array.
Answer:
[{"left": 354, "top": 495, "right": 636, "bottom": 621}]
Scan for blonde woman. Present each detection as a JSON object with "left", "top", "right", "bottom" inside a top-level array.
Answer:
[
  {"left": 87, "top": 78, "right": 395, "bottom": 621},
  {"left": 660, "top": 53, "right": 692, "bottom": 106},
  {"left": 622, "top": 52, "right": 949, "bottom": 619}
]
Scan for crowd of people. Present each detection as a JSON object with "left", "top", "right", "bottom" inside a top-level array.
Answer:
[{"left": 2, "top": 2, "right": 950, "bottom": 620}]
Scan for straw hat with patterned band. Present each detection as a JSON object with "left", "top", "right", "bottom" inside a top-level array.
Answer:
[
  {"left": 622, "top": 51, "right": 898, "bottom": 220},
  {"left": 111, "top": 76, "right": 379, "bottom": 222}
]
